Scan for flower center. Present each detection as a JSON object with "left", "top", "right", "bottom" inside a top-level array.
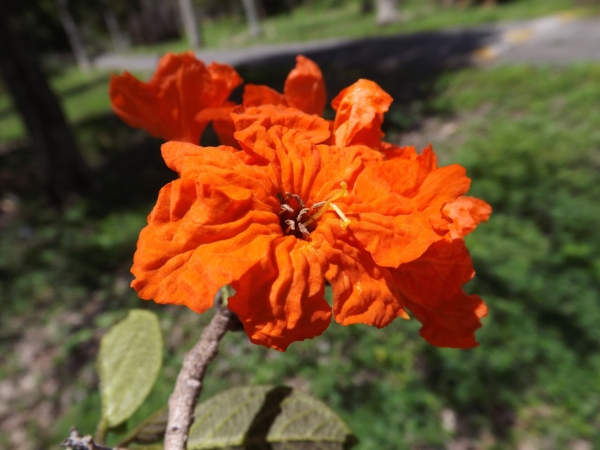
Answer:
[{"left": 278, "top": 182, "right": 351, "bottom": 239}]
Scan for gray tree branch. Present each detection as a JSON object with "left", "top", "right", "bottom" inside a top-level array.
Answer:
[
  {"left": 164, "top": 302, "right": 236, "bottom": 450},
  {"left": 177, "top": 0, "right": 201, "bottom": 48},
  {"left": 55, "top": 0, "right": 91, "bottom": 71}
]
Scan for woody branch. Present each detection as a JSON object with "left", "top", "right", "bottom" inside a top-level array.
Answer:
[
  {"left": 164, "top": 297, "right": 236, "bottom": 450},
  {"left": 61, "top": 427, "right": 114, "bottom": 450}
]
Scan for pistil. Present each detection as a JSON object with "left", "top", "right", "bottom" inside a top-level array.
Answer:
[{"left": 302, "top": 181, "right": 350, "bottom": 230}]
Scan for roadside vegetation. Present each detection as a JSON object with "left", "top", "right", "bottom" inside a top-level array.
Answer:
[
  {"left": 132, "top": 0, "right": 584, "bottom": 53},
  {"left": 1, "top": 0, "right": 591, "bottom": 145}
]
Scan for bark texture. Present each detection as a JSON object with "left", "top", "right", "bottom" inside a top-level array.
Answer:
[
  {"left": 0, "top": 11, "right": 90, "bottom": 207},
  {"left": 241, "top": 0, "right": 262, "bottom": 37},
  {"left": 103, "top": 8, "right": 129, "bottom": 53},
  {"left": 177, "top": 0, "right": 201, "bottom": 48},
  {"left": 55, "top": 0, "right": 91, "bottom": 71},
  {"left": 375, "top": 0, "right": 400, "bottom": 25},
  {"left": 164, "top": 306, "right": 235, "bottom": 450}
]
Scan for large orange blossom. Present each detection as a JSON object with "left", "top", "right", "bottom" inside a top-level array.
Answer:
[{"left": 130, "top": 73, "right": 490, "bottom": 350}]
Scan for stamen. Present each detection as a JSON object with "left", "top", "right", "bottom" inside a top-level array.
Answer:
[
  {"left": 298, "top": 222, "right": 310, "bottom": 238},
  {"left": 285, "top": 192, "right": 306, "bottom": 208},
  {"left": 278, "top": 204, "right": 294, "bottom": 215},
  {"left": 303, "top": 182, "right": 350, "bottom": 229},
  {"left": 312, "top": 201, "right": 326, "bottom": 209},
  {"left": 296, "top": 208, "right": 311, "bottom": 222},
  {"left": 284, "top": 220, "right": 296, "bottom": 234}
]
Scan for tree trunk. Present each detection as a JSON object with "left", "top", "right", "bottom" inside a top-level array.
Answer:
[
  {"left": 375, "top": 0, "right": 400, "bottom": 26},
  {"left": 0, "top": 11, "right": 90, "bottom": 207},
  {"left": 361, "top": 0, "right": 374, "bottom": 14},
  {"left": 241, "top": 0, "right": 262, "bottom": 38},
  {"left": 177, "top": 0, "right": 201, "bottom": 48},
  {"left": 103, "top": 8, "right": 129, "bottom": 53},
  {"left": 55, "top": 0, "right": 91, "bottom": 72}
]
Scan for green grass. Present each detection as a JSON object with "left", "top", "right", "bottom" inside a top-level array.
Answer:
[{"left": 131, "top": 0, "right": 586, "bottom": 54}]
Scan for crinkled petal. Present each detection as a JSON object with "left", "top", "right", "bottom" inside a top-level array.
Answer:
[
  {"left": 151, "top": 51, "right": 193, "bottom": 81},
  {"left": 331, "top": 79, "right": 392, "bottom": 148},
  {"left": 311, "top": 144, "right": 383, "bottom": 202},
  {"left": 444, "top": 196, "right": 492, "bottom": 239},
  {"left": 233, "top": 104, "right": 331, "bottom": 149},
  {"left": 234, "top": 106, "right": 384, "bottom": 205},
  {"left": 354, "top": 145, "right": 437, "bottom": 201},
  {"left": 131, "top": 145, "right": 281, "bottom": 314},
  {"left": 348, "top": 147, "right": 470, "bottom": 267},
  {"left": 229, "top": 237, "right": 331, "bottom": 351},
  {"left": 379, "top": 142, "right": 414, "bottom": 157},
  {"left": 110, "top": 72, "right": 177, "bottom": 141},
  {"left": 283, "top": 55, "right": 327, "bottom": 116},
  {"left": 162, "top": 141, "right": 237, "bottom": 174},
  {"left": 243, "top": 84, "right": 286, "bottom": 107},
  {"left": 110, "top": 52, "right": 242, "bottom": 144},
  {"left": 232, "top": 105, "right": 332, "bottom": 199},
  {"left": 195, "top": 103, "right": 240, "bottom": 148},
  {"left": 392, "top": 238, "right": 487, "bottom": 348},
  {"left": 312, "top": 230, "right": 409, "bottom": 327},
  {"left": 206, "top": 62, "right": 243, "bottom": 105},
  {"left": 161, "top": 141, "right": 279, "bottom": 210}
]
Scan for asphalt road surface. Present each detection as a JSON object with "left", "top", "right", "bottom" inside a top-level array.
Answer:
[{"left": 94, "top": 14, "right": 600, "bottom": 73}]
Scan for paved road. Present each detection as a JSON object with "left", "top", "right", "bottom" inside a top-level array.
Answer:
[
  {"left": 94, "top": 14, "right": 600, "bottom": 73},
  {"left": 475, "top": 14, "right": 600, "bottom": 64}
]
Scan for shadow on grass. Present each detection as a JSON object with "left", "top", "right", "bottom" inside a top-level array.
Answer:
[{"left": 0, "top": 73, "right": 111, "bottom": 120}]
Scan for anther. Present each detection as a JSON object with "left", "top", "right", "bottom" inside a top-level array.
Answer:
[
  {"left": 312, "top": 201, "right": 326, "bottom": 209},
  {"left": 279, "top": 204, "right": 294, "bottom": 215},
  {"left": 298, "top": 222, "right": 310, "bottom": 238},
  {"left": 284, "top": 220, "right": 296, "bottom": 234},
  {"left": 296, "top": 208, "right": 310, "bottom": 222},
  {"left": 285, "top": 192, "right": 306, "bottom": 208}
]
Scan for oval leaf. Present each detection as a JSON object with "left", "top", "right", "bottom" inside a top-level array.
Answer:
[
  {"left": 188, "top": 386, "right": 357, "bottom": 450},
  {"left": 98, "top": 309, "right": 163, "bottom": 427}
]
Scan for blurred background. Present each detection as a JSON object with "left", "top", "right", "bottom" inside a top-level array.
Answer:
[{"left": 1, "top": 0, "right": 600, "bottom": 448}]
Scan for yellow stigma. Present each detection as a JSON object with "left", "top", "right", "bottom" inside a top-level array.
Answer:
[
  {"left": 330, "top": 204, "right": 351, "bottom": 229},
  {"left": 303, "top": 181, "right": 351, "bottom": 230}
]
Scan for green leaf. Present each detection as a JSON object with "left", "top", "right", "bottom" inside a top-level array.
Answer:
[
  {"left": 98, "top": 309, "right": 163, "bottom": 428},
  {"left": 117, "top": 406, "right": 168, "bottom": 448},
  {"left": 188, "top": 386, "right": 358, "bottom": 450}
]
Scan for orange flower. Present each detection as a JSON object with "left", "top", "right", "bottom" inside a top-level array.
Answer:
[
  {"left": 332, "top": 78, "right": 392, "bottom": 148},
  {"left": 131, "top": 84, "right": 490, "bottom": 350},
  {"left": 195, "top": 55, "right": 326, "bottom": 149},
  {"left": 109, "top": 51, "right": 242, "bottom": 144},
  {"left": 242, "top": 55, "right": 327, "bottom": 116}
]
